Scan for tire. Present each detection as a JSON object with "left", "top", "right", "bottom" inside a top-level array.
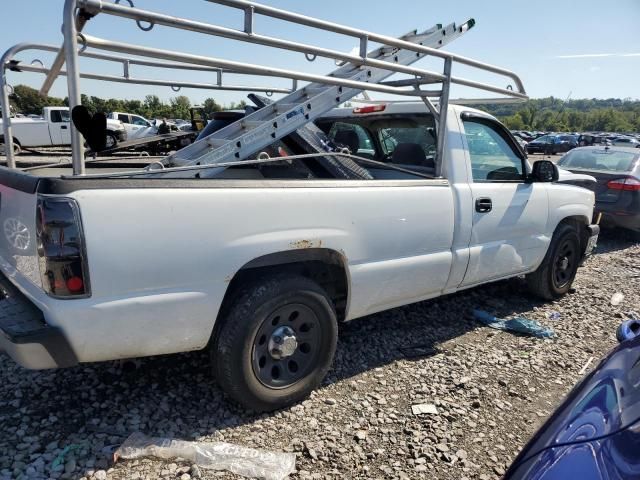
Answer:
[
  {"left": 213, "top": 275, "right": 338, "bottom": 412},
  {"left": 0, "top": 138, "right": 20, "bottom": 156},
  {"left": 526, "top": 224, "right": 581, "bottom": 300},
  {"left": 105, "top": 132, "right": 118, "bottom": 149}
]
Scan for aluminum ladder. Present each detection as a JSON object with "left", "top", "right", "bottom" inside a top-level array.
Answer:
[{"left": 165, "top": 20, "right": 475, "bottom": 175}]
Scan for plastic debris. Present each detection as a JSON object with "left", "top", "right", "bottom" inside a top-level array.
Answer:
[
  {"left": 473, "top": 310, "right": 555, "bottom": 338},
  {"left": 579, "top": 356, "right": 594, "bottom": 375},
  {"left": 51, "top": 443, "right": 87, "bottom": 469},
  {"left": 411, "top": 403, "right": 439, "bottom": 415},
  {"left": 611, "top": 292, "right": 625, "bottom": 306},
  {"left": 114, "top": 432, "right": 296, "bottom": 480},
  {"left": 399, "top": 344, "right": 438, "bottom": 359},
  {"left": 547, "top": 311, "right": 562, "bottom": 320}
]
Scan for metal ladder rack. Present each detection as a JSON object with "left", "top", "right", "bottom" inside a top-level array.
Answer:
[
  {"left": 3, "top": 0, "right": 529, "bottom": 176},
  {"left": 165, "top": 21, "right": 471, "bottom": 175},
  {"left": 0, "top": 43, "right": 295, "bottom": 168}
]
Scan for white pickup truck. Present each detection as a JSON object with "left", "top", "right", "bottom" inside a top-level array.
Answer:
[
  {"left": 106, "top": 112, "right": 157, "bottom": 140},
  {"left": 0, "top": 101, "right": 598, "bottom": 411},
  {"left": 0, "top": 106, "right": 127, "bottom": 153}
]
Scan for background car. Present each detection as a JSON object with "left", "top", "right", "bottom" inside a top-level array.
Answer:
[
  {"left": 578, "top": 133, "right": 610, "bottom": 147},
  {"left": 558, "top": 146, "right": 640, "bottom": 234},
  {"left": 526, "top": 134, "right": 577, "bottom": 155},
  {"left": 611, "top": 136, "right": 640, "bottom": 148},
  {"left": 505, "top": 322, "right": 640, "bottom": 479}
]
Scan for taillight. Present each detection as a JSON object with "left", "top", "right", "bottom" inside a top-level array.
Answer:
[
  {"left": 352, "top": 104, "right": 386, "bottom": 114},
  {"left": 607, "top": 177, "right": 640, "bottom": 191},
  {"left": 36, "top": 197, "right": 90, "bottom": 298}
]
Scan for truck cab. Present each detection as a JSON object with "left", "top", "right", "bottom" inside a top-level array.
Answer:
[{"left": 108, "top": 112, "right": 156, "bottom": 140}]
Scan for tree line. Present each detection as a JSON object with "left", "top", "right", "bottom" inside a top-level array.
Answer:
[
  {"left": 478, "top": 97, "right": 640, "bottom": 132},
  {"left": 6, "top": 84, "right": 246, "bottom": 120},
  {"left": 6, "top": 84, "right": 640, "bottom": 133}
]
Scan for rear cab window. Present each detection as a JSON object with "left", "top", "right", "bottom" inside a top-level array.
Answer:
[{"left": 317, "top": 113, "right": 438, "bottom": 177}]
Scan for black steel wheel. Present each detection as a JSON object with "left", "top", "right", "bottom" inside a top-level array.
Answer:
[
  {"left": 527, "top": 223, "right": 581, "bottom": 299},
  {"left": 213, "top": 274, "right": 338, "bottom": 412},
  {"left": 252, "top": 303, "right": 322, "bottom": 389},
  {"left": 551, "top": 237, "right": 578, "bottom": 290}
]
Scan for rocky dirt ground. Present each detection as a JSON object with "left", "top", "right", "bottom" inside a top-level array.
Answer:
[{"left": 1, "top": 229, "right": 638, "bottom": 480}]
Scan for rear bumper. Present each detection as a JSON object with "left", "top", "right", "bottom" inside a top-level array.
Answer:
[
  {"left": 598, "top": 211, "right": 640, "bottom": 232},
  {"left": 0, "top": 273, "right": 77, "bottom": 369},
  {"left": 583, "top": 224, "right": 600, "bottom": 257}
]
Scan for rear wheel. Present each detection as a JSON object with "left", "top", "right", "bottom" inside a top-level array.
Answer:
[
  {"left": 0, "top": 138, "right": 20, "bottom": 156},
  {"left": 527, "top": 224, "right": 581, "bottom": 299},
  {"left": 213, "top": 275, "right": 338, "bottom": 412}
]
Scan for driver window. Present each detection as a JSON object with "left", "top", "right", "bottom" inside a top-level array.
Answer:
[
  {"left": 463, "top": 119, "right": 524, "bottom": 182},
  {"left": 132, "top": 116, "right": 150, "bottom": 126},
  {"left": 50, "top": 110, "right": 70, "bottom": 123}
]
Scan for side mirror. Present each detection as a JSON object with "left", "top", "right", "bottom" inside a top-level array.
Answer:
[
  {"left": 529, "top": 160, "right": 559, "bottom": 183},
  {"left": 617, "top": 319, "right": 640, "bottom": 343}
]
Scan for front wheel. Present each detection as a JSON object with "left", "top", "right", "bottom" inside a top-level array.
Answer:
[
  {"left": 213, "top": 275, "right": 338, "bottom": 412},
  {"left": 105, "top": 132, "right": 118, "bottom": 149},
  {"left": 527, "top": 224, "right": 581, "bottom": 300}
]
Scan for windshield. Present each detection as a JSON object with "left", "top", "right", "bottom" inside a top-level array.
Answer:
[{"left": 560, "top": 149, "right": 638, "bottom": 171}]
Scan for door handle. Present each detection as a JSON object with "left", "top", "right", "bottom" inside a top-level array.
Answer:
[
  {"left": 60, "top": 125, "right": 68, "bottom": 129},
  {"left": 475, "top": 197, "right": 492, "bottom": 213}
]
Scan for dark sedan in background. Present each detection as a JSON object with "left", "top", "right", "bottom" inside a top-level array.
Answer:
[
  {"left": 527, "top": 134, "right": 578, "bottom": 155},
  {"left": 558, "top": 147, "right": 640, "bottom": 234}
]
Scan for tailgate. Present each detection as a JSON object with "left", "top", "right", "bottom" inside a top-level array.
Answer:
[{"left": 0, "top": 168, "right": 42, "bottom": 288}]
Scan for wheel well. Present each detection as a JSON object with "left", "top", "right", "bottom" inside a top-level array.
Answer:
[
  {"left": 221, "top": 248, "right": 349, "bottom": 323},
  {"left": 557, "top": 215, "right": 590, "bottom": 254},
  {"left": 0, "top": 136, "right": 21, "bottom": 146}
]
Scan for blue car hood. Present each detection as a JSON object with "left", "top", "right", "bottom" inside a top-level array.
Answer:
[{"left": 506, "top": 335, "right": 640, "bottom": 479}]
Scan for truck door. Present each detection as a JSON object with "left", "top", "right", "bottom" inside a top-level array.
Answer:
[
  {"left": 459, "top": 115, "right": 549, "bottom": 287},
  {"left": 117, "top": 114, "right": 136, "bottom": 139},
  {"left": 127, "top": 115, "right": 155, "bottom": 139},
  {"left": 49, "top": 109, "right": 71, "bottom": 145}
]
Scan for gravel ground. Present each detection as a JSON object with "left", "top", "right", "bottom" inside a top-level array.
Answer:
[{"left": 1, "top": 227, "right": 639, "bottom": 480}]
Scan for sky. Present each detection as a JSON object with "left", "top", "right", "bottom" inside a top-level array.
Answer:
[{"left": 1, "top": 0, "right": 639, "bottom": 108}]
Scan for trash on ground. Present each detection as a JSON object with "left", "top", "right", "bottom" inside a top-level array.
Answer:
[
  {"left": 51, "top": 443, "right": 86, "bottom": 469},
  {"left": 113, "top": 432, "right": 296, "bottom": 480},
  {"left": 611, "top": 292, "right": 625, "bottom": 306},
  {"left": 547, "top": 311, "right": 562, "bottom": 320},
  {"left": 399, "top": 344, "right": 438, "bottom": 359},
  {"left": 411, "top": 403, "right": 439, "bottom": 415},
  {"left": 579, "top": 356, "right": 594, "bottom": 375},
  {"left": 473, "top": 310, "right": 555, "bottom": 338}
]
